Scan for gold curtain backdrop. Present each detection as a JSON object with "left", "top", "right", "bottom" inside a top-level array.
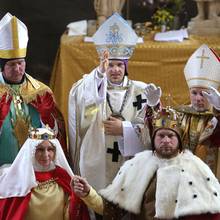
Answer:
[{"left": 50, "top": 34, "right": 220, "bottom": 123}]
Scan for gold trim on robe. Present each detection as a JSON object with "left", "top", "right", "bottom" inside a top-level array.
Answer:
[
  {"left": 0, "top": 74, "right": 53, "bottom": 103},
  {"left": 25, "top": 180, "right": 69, "bottom": 220}
]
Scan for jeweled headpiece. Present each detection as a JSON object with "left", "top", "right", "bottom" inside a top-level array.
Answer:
[
  {"left": 28, "top": 127, "right": 56, "bottom": 140},
  {"left": 152, "top": 107, "right": 182, "bottom": 138},
  {"left": 93, "top": 13, "right": 138, "bottom": 59}
]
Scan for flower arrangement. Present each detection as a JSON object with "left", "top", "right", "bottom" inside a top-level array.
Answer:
[
  {"left": 151, "top": 0, "right": 185, "bottom": 31},
  {"left": 152, "top": 9, "right": 174, "bottom": 31}
]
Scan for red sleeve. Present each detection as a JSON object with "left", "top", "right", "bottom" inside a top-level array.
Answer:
[
  {"left": 54, "top": 167, "right": 90, "bottom": 220},
  {"left": 0, "top": 193, "right": 31, "bottom": 220}
]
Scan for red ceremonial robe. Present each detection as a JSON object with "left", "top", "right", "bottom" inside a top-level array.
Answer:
[{"left": 0, "top": 166, "right": 90, "bottom": 220}]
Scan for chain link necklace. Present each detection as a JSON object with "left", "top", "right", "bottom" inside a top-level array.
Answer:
[{"left": 106, "top": 80, "right": 131, "bottom": 120}]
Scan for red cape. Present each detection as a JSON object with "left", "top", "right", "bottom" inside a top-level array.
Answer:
[{"left": 0, "top": 166, "right": 90, "bottom": 220}]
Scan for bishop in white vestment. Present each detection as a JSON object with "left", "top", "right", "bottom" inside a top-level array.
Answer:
[{"left": 68, "top": 13, "right": 161, "bottom": 191}]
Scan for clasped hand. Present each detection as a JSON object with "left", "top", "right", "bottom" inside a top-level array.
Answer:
[
  {"left": 71, "top": 175, "right": 90, "bottom": 198},
  {"left": 103, "top": 116, "right": 123, "bottom": 136}
]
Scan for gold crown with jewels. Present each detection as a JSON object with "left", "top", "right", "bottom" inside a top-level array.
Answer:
[
  {"left": 152, "top": 107, "right": 182, "bottom": 137},
  {"left": 28, "top": 126, "right": 56, "bottom": 140}
]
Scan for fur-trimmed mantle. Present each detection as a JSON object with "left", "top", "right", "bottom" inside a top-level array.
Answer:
[{"left": 99, "top": 150, "right": 220, "bottom": 219}]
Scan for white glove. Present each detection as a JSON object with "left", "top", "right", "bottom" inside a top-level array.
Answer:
[
  {"left": 202, "top": 86, "right": 220, "bottom": 110},
  {"left": 145, "top": 83, "right": 162, "bottom": 107}
]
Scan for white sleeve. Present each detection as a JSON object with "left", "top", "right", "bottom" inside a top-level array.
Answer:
[
  {"left": 68, "top": 85, "right": 78, "bottom": 151},
  {"left": 95, "top": 68, "right": 107, "bottom": 104},
  {"left": 83, "top": 68, "right": 107, "bottom": 106},
  {"left": 118, "top": 121, "right": 145, "bottom": 157}
]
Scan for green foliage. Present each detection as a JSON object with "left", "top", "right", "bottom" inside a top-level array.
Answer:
[
  {"left": 167, "top": 0, "right": 185, "bottom": 15},
  {"left": 151, "top": 0, "right": 185, "bottom": 30},
  {"left": 152, "top": 9, "right": 174, "bottom": 27}
]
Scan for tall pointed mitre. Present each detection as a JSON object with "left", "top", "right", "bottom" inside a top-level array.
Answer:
[
  {"left": 0, "top": 12, "right": 28, "bottom": 59},
  {"left": 93, "top": 13, "right": 138, "bottom": 59},
  {"left": 184, "top": 44, "right": 220, "bottom": 89}
]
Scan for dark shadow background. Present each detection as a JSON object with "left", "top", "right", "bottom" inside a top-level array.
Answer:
[{"left": 0, "top": 0, "right": 197, "bottom": 85}]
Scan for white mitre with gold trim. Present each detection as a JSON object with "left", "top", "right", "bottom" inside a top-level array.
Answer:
[
  {"left": 93, "top": 13, "right": 138, "bottom": 59},
  {"left": 184, "top": 44, "right": 220, "bottom": 89},
  {"left": 0, "top": 12, "right": 28, "bottom": 59}
]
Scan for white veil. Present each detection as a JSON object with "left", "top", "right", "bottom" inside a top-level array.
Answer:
[{"left": 0, "top": 129, "right": 73, "bottom": 198}]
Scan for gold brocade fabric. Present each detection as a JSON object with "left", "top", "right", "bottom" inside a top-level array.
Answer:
[
  {"left": 12, "top": 116, "right": 30, "bottom": 147},
  {"left": 179, "top": 110, "right": 220, "bottom": 179},
  {"left": 50, "top": 34, "right": 220, "bottom": 124},
  {"left": 180, "top": 113, "right": 211, "bottom": 153},
  {"left": 25, "top": 181, "right": 69, "bottom": 220},
  {"left": 0, "top": 74, "right": 52, "bottom": 147},
  {"left": 0, "top": 74, "right": 52, "bottom": 103}
]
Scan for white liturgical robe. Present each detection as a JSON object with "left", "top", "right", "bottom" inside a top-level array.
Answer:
[{"left": 68, "top": 68, "right": 150, "bottom": 190}]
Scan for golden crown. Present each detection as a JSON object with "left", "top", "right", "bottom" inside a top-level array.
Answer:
[
  {"left": 152, "top": 107, "right": 182, "bottom": 136},
  {"left": 28, "top": 127, "right": 56, "bottom": 140}
]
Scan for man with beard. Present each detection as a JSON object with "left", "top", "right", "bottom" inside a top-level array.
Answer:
[{"left": 72, "top": 107, "right": 220, "bottom": 220}]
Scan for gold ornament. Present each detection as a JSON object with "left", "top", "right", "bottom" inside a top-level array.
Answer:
[{"left": 12, "top": 116, "right": 30, "bottom": 147}]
